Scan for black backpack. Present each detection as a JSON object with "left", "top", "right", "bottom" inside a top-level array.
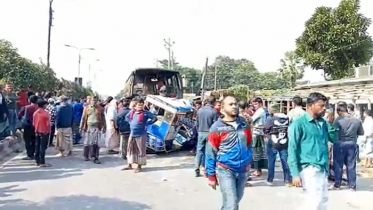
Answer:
[{"left": 269, "top": 113, "right": 289, "bottom": 150}]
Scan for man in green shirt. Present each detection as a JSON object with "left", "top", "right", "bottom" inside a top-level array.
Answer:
[{"left": 288, "top": 92, "right": 336, "bottom": 210}]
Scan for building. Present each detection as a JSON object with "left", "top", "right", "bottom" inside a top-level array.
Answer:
[{"left": 259, "top": 64, "right": 373, "bottom": 115}]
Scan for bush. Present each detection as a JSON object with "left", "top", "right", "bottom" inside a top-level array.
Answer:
[{"left": 227, "top": 85, "right": 252, "bottom": 101}]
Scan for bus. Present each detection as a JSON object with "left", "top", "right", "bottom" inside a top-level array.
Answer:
[{"left": 123, "top": 68, "right": 184, "bottom": 99}]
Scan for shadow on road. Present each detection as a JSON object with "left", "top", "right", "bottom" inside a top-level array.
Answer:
[
  {"left": 356, "top": 177, "right": 373, "bottom": 191},
  {"left": 142, "top": 163, "right": 194, "bottom": 172},
  {"left": 0, "top": 185, "right": 26, "bottom": 198},
  {"left": 0, "top": 167, "right": 83, "bottom": 183},
  {"left": 0, "top": 195, "right": 152, "bottom": 210}
]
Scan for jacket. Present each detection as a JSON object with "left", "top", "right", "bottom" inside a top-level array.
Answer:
[
  {"left": 196, "top": 105, "right": 219, "bottom": 132},
  {"left": 33, "top": 108, "right": 51, "bottom": 134},
  {"left": 205, "top": 117, "right": 252, "bottom": 182},
  {"left": 56, "top": 104, "right": 74, "bottom": 128},
  {"left": 264, "top": 113, "right": 289, "bottom": 150},
  {"left": 117, "top": 107, "right": 131, "bottom": 134}
]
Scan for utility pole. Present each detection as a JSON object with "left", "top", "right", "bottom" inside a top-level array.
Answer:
[
  {"left": 171, "top": 50, "right": 175, "bottom": 69},
  {"left": 214, "top": 65, "right": 217, "bottom": 91},
  {"left": 163, "top": 38, "right": 175, "bottom": 69},
  {"left": 88, "top": 64, "right": 91, "bottom": 83},
  {"left": 154, "top": 58, "right": 159, "bottom": 67},
  {"left": 47, "top": 0, "right": 54, "bottom": 68},
  {"left": 200, "top": 57, "right": 208, "bottom": 102}
]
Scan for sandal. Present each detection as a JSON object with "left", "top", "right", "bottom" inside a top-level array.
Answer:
[
  {"left": 121, "top": 166, "right": 133, "bottom": 170},
  {"left": 251, "top": 171, "right": 262, "bottom": 177},
  {"left": 134, "top": 167, "right": 142, "bottom": 173}
]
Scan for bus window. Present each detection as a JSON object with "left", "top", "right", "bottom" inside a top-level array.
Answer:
[{"left": 172, "top": 75, "right": 180, "bottom": 89}]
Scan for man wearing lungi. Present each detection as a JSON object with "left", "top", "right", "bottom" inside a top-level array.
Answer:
[
  {"left": 80, "top": 96, "right": 106, "bottom": 164},
  {"left": 55, "top": 96, "right": 74, "bottom": 156},
  {"left": 122, "top": 99, "right": 156, "bottom": 173}
]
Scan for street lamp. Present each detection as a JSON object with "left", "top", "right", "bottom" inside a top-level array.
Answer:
[{"left": 64, "top": 44, "right": 95, "bottom": 83}]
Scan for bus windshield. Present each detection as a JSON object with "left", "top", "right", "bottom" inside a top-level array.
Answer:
[{"left": 124, "top": 68, "right": 183, "bottom": 98}]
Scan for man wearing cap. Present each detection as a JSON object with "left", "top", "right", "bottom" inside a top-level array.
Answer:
[
  {"left": 46, "top": 98, "right": 57, "bottom": 147},
  {"left": 264, "top": 103, "right": 292, "bottom": 186},
  {"left": 55, "top": 96, "right": 74, "bottom": 156}
]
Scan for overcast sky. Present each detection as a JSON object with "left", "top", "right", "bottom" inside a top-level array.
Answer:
[{"left": 0, "top": 0, "right": 372, "bottom": 95}]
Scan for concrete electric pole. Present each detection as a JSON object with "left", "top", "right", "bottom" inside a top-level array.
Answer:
[
  {"left": 163, "top": 38, "right": 175, "bottom": 69},
  {"left": 47, "top": 0, "right": 54, "bottom": 68}
]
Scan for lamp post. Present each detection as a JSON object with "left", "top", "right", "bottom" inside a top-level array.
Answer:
[
  {"left": 88, "top": 59, "right": 100, "bottom": 88},
  {"left": 64, "top": 44, "right": 95, "bottom": 83}
]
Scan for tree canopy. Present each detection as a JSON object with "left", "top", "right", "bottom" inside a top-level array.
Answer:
[
  {"left": 158, "top": 56, "right": 290, "bottom": 94},
  {"left": 278, "top": 51, "right": 305, "bottom": 88},
  {"left": 295, "top": 0, "right": 373, "bottom": 80},
  {"left": 0, "top": 39, "right": 94, "bottom": 98}
]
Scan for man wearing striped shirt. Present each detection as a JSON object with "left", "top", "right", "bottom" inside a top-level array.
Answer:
[{"left": 46, "top": 98, "right": 57, "bottom": 147}]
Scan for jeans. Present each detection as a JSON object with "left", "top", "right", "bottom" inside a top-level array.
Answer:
[
  {"left": 194, "top": 132, "right": 208, "bottom": 171},
  {"left": 35, "top": 133, "right": 49, "bottom": 165},
  {"left": 49, "top": 123, "right": 55, "bottom": 146},
  {"left": 23, "top": 125, "right": 36, "bottom": 158},
  {"left": 7, "top": 109, "right": 16, "bottom": 135},
  {"left": 217, "top": 167, "right": 248, "bottom": 210},
  {"left": 266, "top": 143, "right": 292, "bottom": 183},
  {"left": 333, "top": 141, "right": 357, "bottom": 189},
  {"left": 299, "top": 165, "right": 328, "bottom": 210}
]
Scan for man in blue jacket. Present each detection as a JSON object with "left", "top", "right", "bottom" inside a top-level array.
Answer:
[
  {"left": 205, "top": 96, "right": 252, "bottom": 210},
  {"left": 55, "top": 96, "right": 74, "bottom": 156}
]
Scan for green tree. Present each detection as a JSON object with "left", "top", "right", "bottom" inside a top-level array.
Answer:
[
  {"left": 227, "top": 85, "right": 253, "bottom": 101},
  {"left": 208, "top": 56, "right": 259, "bottom": 90},
  {"left": 295, "top": 0, "right": 373, "bottom": 80},
  {"left": 278, "top": 51, "right": 304, "bottom": 88},
  {"left": 0, "top": 39, "right": 93, "bottom": 97},
  {"left": 255, "top": 72, "right": 287, "bottom": 90},
  {"left": 158, "top": 59, "right": 202, "bottom": 93}
]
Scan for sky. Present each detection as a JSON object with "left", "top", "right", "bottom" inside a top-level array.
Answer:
[{"left": 0, "top": 0, "right": 372, "bottom": 95}]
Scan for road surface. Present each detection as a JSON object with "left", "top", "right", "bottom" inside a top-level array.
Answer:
[{"left": 0, "top": 146, "right": 372, "bottom": 210}]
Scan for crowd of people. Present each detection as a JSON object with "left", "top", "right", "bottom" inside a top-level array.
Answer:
[
  {"left": 193, "top": 93, "right": 373, "bottom": 210},
  {"left": 1, "top": 81, "right": 373, "bottom": 210},
  {"left": 0, "top": 82, "right": 158, "bottom": 171}
]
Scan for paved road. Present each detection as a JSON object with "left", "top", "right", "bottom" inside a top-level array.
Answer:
[{"left": 0, "top": 146, "right": 372, "bottom": 210}]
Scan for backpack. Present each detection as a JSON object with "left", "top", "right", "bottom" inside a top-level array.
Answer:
[
  {"left": 269, "top": 113, "right": 289, "bottom": 150},
  {"left": 117, "top": 110, "right": 130, "bottom": 134}
]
